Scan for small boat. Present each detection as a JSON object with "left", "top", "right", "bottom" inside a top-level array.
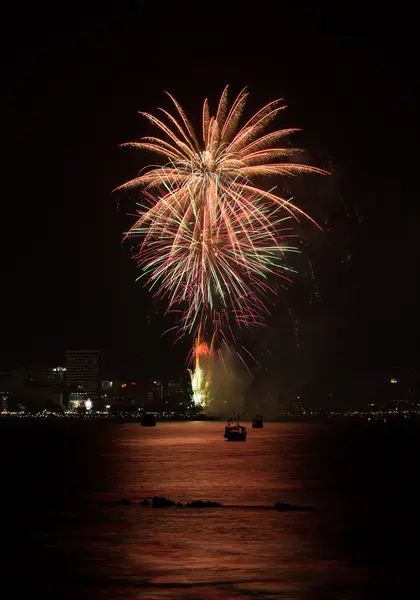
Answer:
[
  {"left": 141, "top": 413, "right": 156, "bottom": 427},
  {"left": 224, "top": 415, "right": 246, "bottom": 441},
  {"left": 252, "top": 414, "right": 264, "bottom": 428}
]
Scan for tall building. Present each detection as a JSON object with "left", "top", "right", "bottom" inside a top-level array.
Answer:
[
  {"left": 147, "top": 380, "right": 164, "bottom": 408},
  {"left": 65, "top": 350, "right": 100, "bottom": 401}
]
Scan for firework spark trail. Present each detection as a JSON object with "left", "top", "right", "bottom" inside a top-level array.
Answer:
[
  {"left": 188, "top": 327, "right": 215, "bottom": 407},
  {"left": 117, "top": 86, "right": 326, "bottom": 336}
]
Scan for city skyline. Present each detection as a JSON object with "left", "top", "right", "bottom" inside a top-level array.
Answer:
[
  {"left": 1, "top": 6, "right": 419, "bottom": 409},
  {"left": 1, "top": 349, "right": 417, "bottom": 414}
]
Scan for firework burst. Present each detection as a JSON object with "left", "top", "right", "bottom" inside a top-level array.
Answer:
[{"left": 117, "top": 86, "right": 326, "bottom": 335}]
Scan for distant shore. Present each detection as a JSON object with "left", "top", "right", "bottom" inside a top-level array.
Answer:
[{"left": 1, "top": 412, "right": 418, "bottom": 423}]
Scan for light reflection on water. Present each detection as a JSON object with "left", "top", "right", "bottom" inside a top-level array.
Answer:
[
  {"left": 3, "top": 420, "right": 419, "bottom": 599},
  {"left": 103, "top": 421, "right": 315, "bottom": 506},
  {"left": 65, "top": 507, "right": 357, "bottom": 599}
]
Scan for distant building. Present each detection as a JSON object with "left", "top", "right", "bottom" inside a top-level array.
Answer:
[
  {"left": 1, "top": 392, "right": 9, "bottom": 412},
  {"left": 67, "top": 392, "right": 87, "bottom": 410},
  {"left": 30, "top": 366, "right": 66, "bottom": 386},
  {"left": 166, "top": 379, "right": 187, "bottom": 409},
  {"left": 147, "top": 380, "right": 164, "bottom": 408},
  {"left": 101, "top": 380, "right": 114, "bottom": 391},
  {"left": 31, "top": 366, "right": 65, "bottom": 408},
  {"left": 167, "top": 379, "right": 184, "bottom": 398},
  {"left": 0, "top": 366, "right": 65, "bottom": 411},
  {"left": 0, "top": 371, "right": 11, "bottom": 395},
  {"left": 65, "top": 350, "right": 100, "bottom": 402}
]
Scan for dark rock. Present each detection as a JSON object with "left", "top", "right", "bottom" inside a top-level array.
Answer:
[
  {"left": 176, "top": 502, "right": 183, "bottom": 507},
  {"left": 274, "top": 502, "right": 296, "bottom": 511},
  {"left": 274, "top": 502, "right": 312, "bottom": 511},
  {"left": 139, "top": 498, "right": 150, "bottom": 506},
  {"left": 185, "top": 500, "right": 222, "bottom": 508},
  {"left": 152, "top": 496, "right": 176, "bottom": 508},
  {"left": 116, "top": 498, "right": 132, "bottom": 505}
]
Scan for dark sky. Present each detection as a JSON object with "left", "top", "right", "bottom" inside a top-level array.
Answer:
[{"left": 1, "top": 4, "right": 419, "bottom": 395}]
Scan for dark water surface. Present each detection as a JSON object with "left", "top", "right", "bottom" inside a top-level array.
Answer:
[{"left": 2, "top": 420, "right": 420, "bottom": 599}]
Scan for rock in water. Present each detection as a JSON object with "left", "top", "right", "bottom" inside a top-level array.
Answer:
[
  {"left": 152, "top": 496, "right": 176, "bottom": 508},
  {"left": 274, "top": 502, "right": 312, "bottom": 511}
]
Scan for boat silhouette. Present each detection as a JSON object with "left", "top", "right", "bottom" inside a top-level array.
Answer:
[
  {"left": 252, "top": 414, "right": 264, "bottom": 428},
  {"left": 224, "top": 413, "right": 246, "bottom": 441}
]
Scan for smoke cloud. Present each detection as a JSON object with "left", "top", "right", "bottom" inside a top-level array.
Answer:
[{"left": 207, "top": 348, "right": 251, "bottom": 418}]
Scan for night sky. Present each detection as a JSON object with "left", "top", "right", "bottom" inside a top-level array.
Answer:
[{"left": 1, "top": 5, "right": 419, "bottom": 399}]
